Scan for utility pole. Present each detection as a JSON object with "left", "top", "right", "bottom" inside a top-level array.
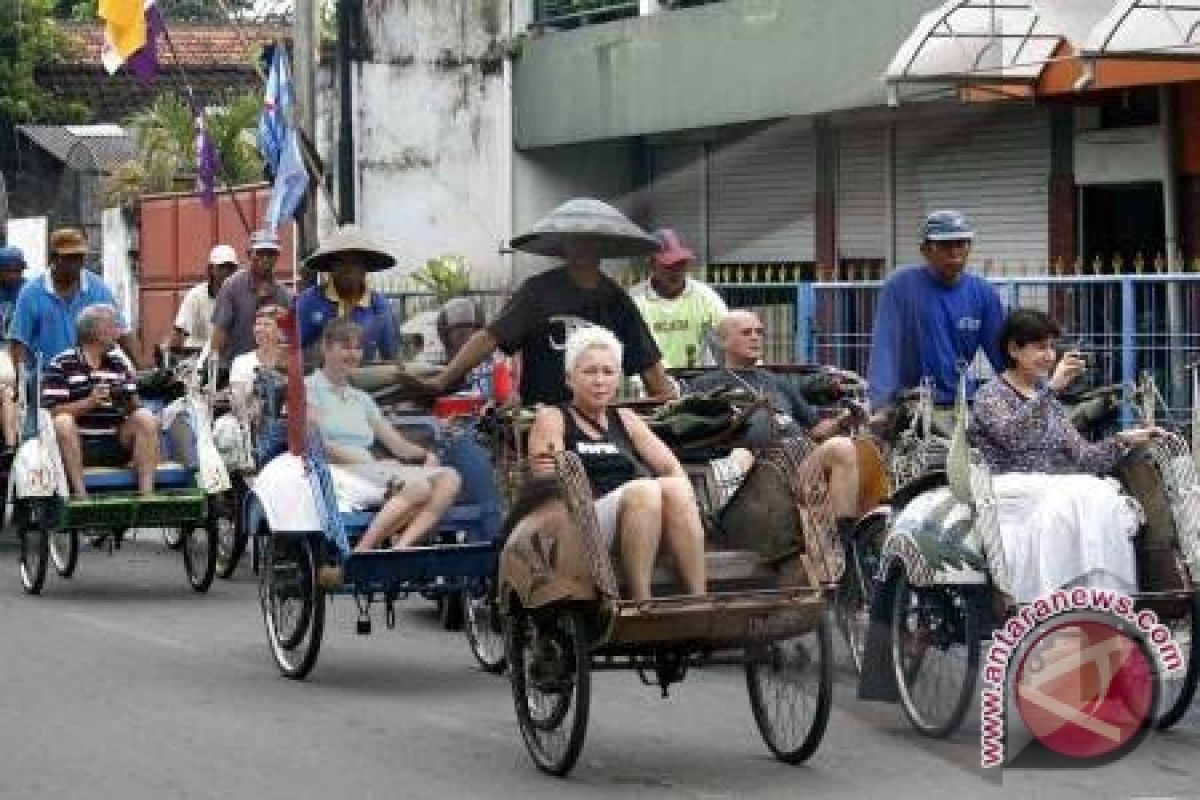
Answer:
[
  {"left": 336, "top": 0, "right": 356, "bottom": 224},
  {"left": 293, "top": 0, "right": 318, "bottom": 258}
]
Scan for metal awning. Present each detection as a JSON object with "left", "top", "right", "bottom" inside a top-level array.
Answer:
[
  {"left": 886, "top": 0, "right": 1200, "bottom": 101},
  {"left": 1084, "top": 1, "right": 1200, "bottom": 58}
]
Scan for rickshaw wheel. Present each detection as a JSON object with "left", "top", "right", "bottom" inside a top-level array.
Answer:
[
  {"left": 1156, "top": 591, "right": 1200, "bottom": 730},
  {"left": 507, "top": 603, "right": 590, "bottom": 777},
  {"left": 464, "top": 583, "right": 507, "bottom": 674},
  {"left": 215, "top": 495, "right": 246, "bottom": 580},
  {"left": 19, "top": 521, "right": 50, "bottom": 595},
  {"left": 182, "top": 523, "right": 217, "bottom": 593},
  {"left": 890, "top": 572, "right": 981, "bottom": 738},
  {"left": 745, "top": 611, "right": 834, "bottom": 764},
  {"left": 260, "top": 534, "right": 325, "bottom": 679},
  {"left": 49, "top": 530, "right": 79, "bottom": 578},
  {"left": 834, "top": 514, "right": 887, "bottom": 674}
]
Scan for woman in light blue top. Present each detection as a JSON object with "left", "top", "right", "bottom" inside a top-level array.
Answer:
[{"left": 306, "top": 319, "right": 461, "bottom": 552}]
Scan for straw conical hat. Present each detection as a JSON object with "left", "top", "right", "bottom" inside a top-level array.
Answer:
[
  {"left": 510, "top": 197, "right": 659, "bottom": 258},
  {"left": 304, "top": 224, "right": 396, "bottom": 273}
]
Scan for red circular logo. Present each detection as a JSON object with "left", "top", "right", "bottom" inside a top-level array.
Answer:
[{"left": 1014, "top": 619, "right": 1155, "bottom": 761}]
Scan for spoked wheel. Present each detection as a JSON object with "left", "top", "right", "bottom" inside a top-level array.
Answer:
[
  {"left": 745, "top": 611, "right": 834, "bottom": 764},
  {"left": 182, "top": 524, "right": 217, "bottom": 593},
  {"left": 1156, "top": 592, "right": 1200, "bottom": 730},
  {"left": 834, "top": 514, "right": 887, "bottom": 674},
  {"left": 507, "top": 604, "right": 591, "bottom": 777},
  {"left": 260, "top": 534, "right": 325, "bottom": 679},
  {"left": 464, "top": 584, "right": 507, "bottom": 674},
  {"left": 890, "top": 572, "right": 981, "bottom": 738},
  {"left": 49, "top": 530, "right": 79, "bottom": 578},
  {"left": 19, "top": 522, "right": 50, "bottom": 595},
  {"left": 214, "top": 499, "right": 246, "bottom": 580}
]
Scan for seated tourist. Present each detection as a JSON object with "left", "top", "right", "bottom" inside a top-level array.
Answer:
[
  {"left": 43, "top": 304, "right": 161, "bottom": 498},
  {"left": 307, "top": 319, "right": 462, "bottom": 553},
  {"left": 211, "top": 301, "right": 286, "bottom": 468},
  {"left": 527, "top": 325, "right": 706, "bottom": 600},
  {"left": 969, "top": 308, "right": 1161, "bottom": 603},
  {"left": 690, "top": 309, "right": 862, "bottom": 543}
]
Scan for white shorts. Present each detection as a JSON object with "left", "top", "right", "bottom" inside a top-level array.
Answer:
[
  {"left": 330, "top": 459, "right": 450, "bottom": 511},
  {"left": 592, "top": 485, "right": 629, "bottom": 549}
]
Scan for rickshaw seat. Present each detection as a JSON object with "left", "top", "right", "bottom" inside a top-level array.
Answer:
[
  {"left": 82, "top": 461, "right": 195, "bottom": 491},
  {"left": 617, "top": 549, "right": 772, "bottom": 595}
]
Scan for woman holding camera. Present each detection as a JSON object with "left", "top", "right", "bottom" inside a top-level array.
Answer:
[{"left": 969, "top": 308, "right": 1161, "bottom": 602}]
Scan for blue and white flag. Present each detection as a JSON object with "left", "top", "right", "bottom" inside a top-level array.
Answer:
[
  {"left": 264, "top": 127, "right": 307, "bottom": 232},
  {"left": 258, "top": 44, "right": 292, "bottom": 176}
]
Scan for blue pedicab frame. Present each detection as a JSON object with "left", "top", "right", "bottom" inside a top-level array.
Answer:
[
  {"left": 244, "top": 311, "right": 506, "bottom": 680},
  {"left": 11, "top": 355, "right": 230, "bottom": 595}
]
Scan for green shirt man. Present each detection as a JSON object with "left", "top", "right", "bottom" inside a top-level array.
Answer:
[{"left": 629, "top": 229, "right": 727, "bottom": 368}]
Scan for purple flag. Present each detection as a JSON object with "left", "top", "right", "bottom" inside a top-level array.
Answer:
[
  {"left": 194, "top": 111, "right": 220, "bottom": 207},
  {"left": 125, "top": 2, "right": 163, "bottom": 84}
]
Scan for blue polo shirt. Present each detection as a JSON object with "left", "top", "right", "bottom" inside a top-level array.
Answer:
[
  {"left": 296, "top": 284, "right": 399, "bottom": 361},
  {"left": 8, "top": 270, "right": 127, "bottom": 367}
]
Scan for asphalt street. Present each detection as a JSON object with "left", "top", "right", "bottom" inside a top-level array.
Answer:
[{"left": 0, "top": 535, "right": 1196, "bottom": 800}]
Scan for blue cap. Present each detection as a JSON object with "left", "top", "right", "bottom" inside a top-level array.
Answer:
[
  {"left": 0, "top": 246, "right": 25, "bottom": 268},
  {"left": 921, "top": 210, "right": 975, "bottom": 242}
]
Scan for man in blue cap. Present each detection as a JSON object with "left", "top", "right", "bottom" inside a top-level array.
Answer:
[
  {"left": 0, "top": 245, "right": 27, "bottom": 450},
  {"left": 867, "top": 210, "right": 1005, "bottom": 411}
]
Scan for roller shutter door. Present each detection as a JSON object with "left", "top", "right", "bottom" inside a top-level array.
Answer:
[
  {"left": 894, "top": 106, "right": 1050, "bottom": 272},
  {"left": 650, "top": 143, "right": 705, "bottom": 261},
  {"left": 708, "top": 121, "right": 815, "bottom": 263},
  {"left": 835, "top": 125, "right": 887, "bottom": 260}
]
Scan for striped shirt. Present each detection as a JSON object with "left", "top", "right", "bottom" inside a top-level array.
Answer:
[{"left": 42, "top": 347, "right": 138, "bottom": 437}]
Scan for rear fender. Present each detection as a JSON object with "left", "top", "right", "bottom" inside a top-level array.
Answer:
[{"left": 246, "top": 453, "right": 322, "bottom": 533}]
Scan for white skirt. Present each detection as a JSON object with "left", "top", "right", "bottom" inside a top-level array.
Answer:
[
  {"left": 992, "top": 472, "right": 1142, "bottom": 603},
  {"left": 329, "top": 459, "right": 450, "bottom": 511}
]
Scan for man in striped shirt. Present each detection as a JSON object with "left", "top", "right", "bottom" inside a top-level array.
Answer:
[{"left": 42, "top": 305, "right": 161, "bottom": 498}]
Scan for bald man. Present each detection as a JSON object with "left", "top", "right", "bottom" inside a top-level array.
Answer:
[{"left": 690, "top": 309, "right": 862, "bottom": 540}]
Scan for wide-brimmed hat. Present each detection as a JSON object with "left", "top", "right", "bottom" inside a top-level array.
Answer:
[
  {"left": 304, "top": 224, "right": 396, "bottom": 273},
  {"left": 49, "top": 228, "right": 88, "bottom": 256},
  {"left": 510, "top": 197, "right": 659, "bottom": 259}
]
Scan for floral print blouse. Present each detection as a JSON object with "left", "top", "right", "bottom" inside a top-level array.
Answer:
[{"left": 969, "top": 376, "right": 1127, "bottom": 474}]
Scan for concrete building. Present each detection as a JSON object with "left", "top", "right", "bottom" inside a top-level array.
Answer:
[{"left": 339, "top": 0, "right": 1200, "bottom": 286}]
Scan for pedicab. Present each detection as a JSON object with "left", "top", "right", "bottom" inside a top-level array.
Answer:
[
  {"left": 11, "top": 353, "right": 230, "bottom": 595},
  {"left": 494, "top": 389, "right": 839, "bottom": 776},
  {"left": 855, "top": 370, "right": 1199, "bottom": 738},
  {"left": 245, "top": 312, "right": 505, "bottom": 679}
]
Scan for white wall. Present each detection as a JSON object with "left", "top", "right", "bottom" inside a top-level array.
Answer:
[{"left": 332, "top": 0, "right": 513, "bottom": 289}]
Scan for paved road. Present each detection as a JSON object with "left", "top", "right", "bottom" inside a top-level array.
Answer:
[{"left": 0, "top": 536, "right": 1196, "bottom": 800}]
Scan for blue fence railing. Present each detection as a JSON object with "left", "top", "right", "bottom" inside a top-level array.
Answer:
[{"left": 381, "top": 273, "right": 1200, "bottom": 424}]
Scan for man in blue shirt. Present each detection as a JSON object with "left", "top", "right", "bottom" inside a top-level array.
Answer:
[
  {"left": 9, "top": 228, "right": 145, "bottom": 373},
  {"left": 867, "top": 211, "right": 1005, "bottom": 410},
  {"left": 296, "top": 224, "right": 399, "bottom": 363}
]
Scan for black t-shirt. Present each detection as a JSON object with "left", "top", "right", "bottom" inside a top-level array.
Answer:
[
  {"left": 488, "top": 267, "right": 661, "bottom": 405},
  {"left": 690, "top": 368, "right": 819, "bottom": 449}
]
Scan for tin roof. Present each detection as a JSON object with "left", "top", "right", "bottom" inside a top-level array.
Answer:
[{"left": 17, "top": 125, "right": 136, "bottom": 171}]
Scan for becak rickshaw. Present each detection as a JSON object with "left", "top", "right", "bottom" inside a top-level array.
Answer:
[
  {"left": 245, "top": 273, "right": 504, "bottom": 679},
  {"left": 856, "top": 369, "right": 1199, "bottom": 738},
  {"left": 11, "top": 335, "right": 230, "bottom": 595}
]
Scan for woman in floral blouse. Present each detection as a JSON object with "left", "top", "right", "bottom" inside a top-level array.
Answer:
[{"left": 969, "top": 308, "right": 1161, "bottom": 602}]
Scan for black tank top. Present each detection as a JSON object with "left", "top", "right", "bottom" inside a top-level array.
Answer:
[{"left": 561, "top": 405, "right": 650, "bottom": 498}]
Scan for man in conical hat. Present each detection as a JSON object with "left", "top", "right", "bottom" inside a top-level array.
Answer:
[{"left": 413, "top": 197, "right": 675, "bottom": 405}]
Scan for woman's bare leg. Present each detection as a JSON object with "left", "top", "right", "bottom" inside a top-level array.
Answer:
[
  {"left": 392, "top": 470, "right": 463, "bottom": 549},
  {"left": 616, "top": 479, "right": 663, "bottom": 601},
  {"left": 657, "top": 476, "right": 706, "bottom": 595},
  {"left": 354, "top": 479, "right": 431, "bottom": 552}
]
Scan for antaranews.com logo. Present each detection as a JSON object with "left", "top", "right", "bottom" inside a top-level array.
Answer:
[{"left": 980, "top": 586, "right": 1183, "bottom": 769}]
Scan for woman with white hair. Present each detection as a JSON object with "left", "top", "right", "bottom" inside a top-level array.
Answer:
[{"left": 528, "top": 325, "right": 706, "bottom": 600}]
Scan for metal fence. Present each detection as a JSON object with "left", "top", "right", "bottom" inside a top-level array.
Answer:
[{"left": 379, "top": 273, "right": 1200, "bottom": 424}]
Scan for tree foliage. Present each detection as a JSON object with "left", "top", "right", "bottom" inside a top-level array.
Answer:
[
  {"left": 107, "top": 89, "right": 265, "bottom": 205},
  {"left": 0, "top": 0, "right": 90, "bottom": 123}
]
